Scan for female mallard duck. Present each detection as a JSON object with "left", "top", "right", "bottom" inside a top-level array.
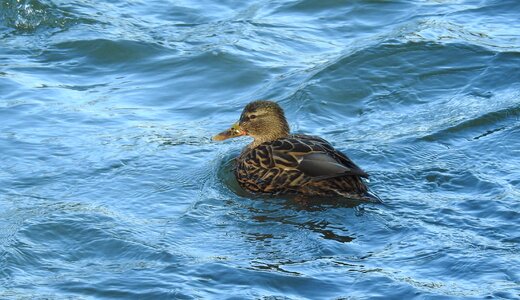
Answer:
[{"left": 213, "top": 100, "right": 373, "bottom": 200}]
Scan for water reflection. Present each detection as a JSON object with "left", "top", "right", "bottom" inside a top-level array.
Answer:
[{"left": 251, "top": 213, "right": 354, "bottom": 244}]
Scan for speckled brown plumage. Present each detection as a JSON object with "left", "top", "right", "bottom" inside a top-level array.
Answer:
[
  {"left": 235, "top": 134, "right": 368, "bottom": 198},
  {"left": 213, "top": 100, "right": 373, "bottom": 200}
]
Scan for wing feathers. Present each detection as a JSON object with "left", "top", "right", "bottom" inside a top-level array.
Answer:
[
  {"left": 297, "top": 152, "right": 368, "bottom": 180},
  {"left": 267, "top": 135, "right": 369, "bottom": 180}
]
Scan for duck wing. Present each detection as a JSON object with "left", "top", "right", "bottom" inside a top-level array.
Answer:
[
  {"left": 297, "top": 152, "right": 368, "bottom": 180},
  {"left": 269, "top": 135, "right": 369, "bottom": 180}
]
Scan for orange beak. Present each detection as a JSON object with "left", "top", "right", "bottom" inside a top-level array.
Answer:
[{"left": 212, "top": 123, "right": 247, "bottom": 141}]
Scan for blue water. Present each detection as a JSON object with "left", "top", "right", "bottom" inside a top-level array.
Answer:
[{"left": 1, "top": 0, "right": 520, "bottom": 298}]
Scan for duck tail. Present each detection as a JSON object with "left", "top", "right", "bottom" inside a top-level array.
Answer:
[{"left": 363, "top": 191, "right": 383, "bottom": 203}]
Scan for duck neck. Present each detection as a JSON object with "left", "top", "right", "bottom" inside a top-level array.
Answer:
[{"left": 250, "top": 122, "right": 290, "bottom": 149}]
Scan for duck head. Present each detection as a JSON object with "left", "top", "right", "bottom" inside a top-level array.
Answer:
[{"left": 212, "top": 100, "right": 290, "bottom": 147}]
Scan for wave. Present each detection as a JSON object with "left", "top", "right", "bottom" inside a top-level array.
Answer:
[{"left": 421, "top": 101, "right": 520, "bottom": 142}]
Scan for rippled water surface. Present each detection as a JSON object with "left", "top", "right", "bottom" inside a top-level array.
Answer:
[{"left": 1, "top": 0, "right": 520, "bottom": 298}]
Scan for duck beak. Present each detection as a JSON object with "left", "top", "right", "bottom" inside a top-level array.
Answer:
[{"left": 212, "top": 123, "right": 247, "bottom": 141}]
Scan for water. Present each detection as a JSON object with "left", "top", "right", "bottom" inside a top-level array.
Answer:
[{"left": 1, "top": 0, "right": 519, "bottom": 298}]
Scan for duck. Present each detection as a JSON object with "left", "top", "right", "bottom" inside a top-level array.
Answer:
[{"left": 212, "top": 100, "right": 374, "bottom": 201}]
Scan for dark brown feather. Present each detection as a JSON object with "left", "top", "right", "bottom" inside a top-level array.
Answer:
[{"left": 235, "top": 134, "right": 369, "bottom": 198}]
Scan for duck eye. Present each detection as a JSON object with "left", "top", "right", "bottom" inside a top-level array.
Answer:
[{"left": 249, "top": 114, "right": 257, "bottom": 120}]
